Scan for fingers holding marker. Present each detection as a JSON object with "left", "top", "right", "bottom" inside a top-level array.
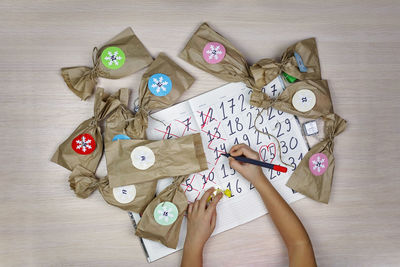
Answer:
[{"left": 230, "top": 143, "right": 259, "bottom": 160}]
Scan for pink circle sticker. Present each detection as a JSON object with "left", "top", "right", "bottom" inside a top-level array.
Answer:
[
  {"left": 309, "top": 153, "right": 328, "bottom": 176},
  {"left": 203, "top": 42, "right": 226, "bottom": 64}
]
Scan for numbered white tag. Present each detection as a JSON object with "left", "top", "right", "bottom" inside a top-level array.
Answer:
[
  {"left": 262, "top": 75, "right": 286, "bottom": 98},
  {"left": 113, "top": 185, "right": 136, "bottom": 204},
  {"left": 131, "top": 146, "right": 155, "bottom": 170},
  {"left": 292, "top": 89, "right": 316, "bottom": 112}
]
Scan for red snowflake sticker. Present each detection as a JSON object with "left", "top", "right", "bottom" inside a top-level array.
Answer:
[{"left": 72, "top": 133, "right": 96, "bottom": 155}]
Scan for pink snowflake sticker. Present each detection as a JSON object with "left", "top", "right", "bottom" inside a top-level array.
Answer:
[
  {"left": 203, "top": 42, "right": 226, "bottom": 64},
  {"left": 309, "top": 153, "right": 328, "bottom": 176}
]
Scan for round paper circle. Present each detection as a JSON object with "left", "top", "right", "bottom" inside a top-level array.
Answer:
[
  {"left": 309, "top": 153, "right": 328, "bottom": 176},
  {"left": 148, "top": 73, "right": 172, "bottom": 97},
  {"left": 101, "top": 46, "right": 126, "bottom": 70},
  {"left": 154, "top": 201, "right": 179, "bottom": 226},
  {"left": 203, "top": 42, "right": 226, "bottom": 64},
  {"left": 71, "top": 133, "right": 96, "bottom": 155},
  {"left": 292, "top": 89, "right": 316, "bottom": 112},
  {"left": 112, "top": 134, "right": 131, "bottom": 141},
  {"left": 112, "top": 185, "right": 136, "bottom": 204},
  {"left": 130, "top": 146, "right": 155, "bottom": 170}
]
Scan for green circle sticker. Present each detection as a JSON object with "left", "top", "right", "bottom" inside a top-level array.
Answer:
[
  {"left": 154, "top": 201, "right": 179, "bottom": 226},
  {"left": 101, "top": 46, "right": 125, "bottom": 70}
]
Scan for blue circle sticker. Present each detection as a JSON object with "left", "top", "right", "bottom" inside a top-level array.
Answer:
[
  {"left": 112, "top": 134, "right": 131, "bottom": 141},
  {"left": 148, "top": 73, "right": 172, "bottom": 97}
]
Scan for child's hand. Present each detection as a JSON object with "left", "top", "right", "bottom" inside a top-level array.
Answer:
[
  {"left": 228, "top": 144, "right": 265, "bottom": 186},
  {"left": 184, "top": 187, "right": 223, "bottom": 253}
]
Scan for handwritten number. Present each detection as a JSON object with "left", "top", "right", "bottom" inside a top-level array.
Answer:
[
  {"left": 227, "top": 182, "right": 234, "bottom": 197},
  {"left": 250, "top": 183, "right": 255, "bottom": 190},
  {"left": 228, "top": 98, "right": 235, "bottom": 114},
  {"left": 221, "top": 164, "right": 228, "bottom": 178},
  {"left": 235, "top": 117, "right": 243, "bottom": 132},
  {"left": 185, "top": 178, "right": 193, "bottom": 192},
  {"left": 227, "top": 120, "right": 236, "bottom": 135},
  {"left": 289, "top": 157, "right": 296, "bottom": 171},
  {"left": 165, "top": 125, "right": 173, "bottom": 139},
  {"left": 289, "top": 137, "right": 298, "bottom": 150},
  {"left": 236, "top": 179, "right": 242, "bottom": 193},
  {"left": 220, "top": 102, "right": 227, "bottom": 120},
  {"left": 247, "top": 112, "right": 254, "bottom": 130},
  {"left": 275, "top": 122, "right": 284, "bottom": 138},
  {"left": 238, "top": 94, "right": 246, "bottom": 112},
  {"left": 285, "top": 118, "right": 291, "bottom": 132},
  {"left": 280, "top": 140, "right": 288, "bottom": 154},
  {"left": 268, "top": 108, "right": 275, "bottom": 121},
  {"left": 243, "top": 134, "right": 251, "bottom": 147}
]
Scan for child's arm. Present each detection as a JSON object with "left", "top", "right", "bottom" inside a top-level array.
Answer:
[
  {"left": 181, "top": 187, "right": 223, "bottom": 267},
  {"left": 229, "top": 144, "right": 317, "bottom": 267}
]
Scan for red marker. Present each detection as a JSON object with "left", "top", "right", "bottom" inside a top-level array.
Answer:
[{"left": 222, "top": 153, "right": 287, "bottom": 173}]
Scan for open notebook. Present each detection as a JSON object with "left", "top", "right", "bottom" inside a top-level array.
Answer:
[{"left": 130, "top": 81, "right": 310, "bottom": 262}]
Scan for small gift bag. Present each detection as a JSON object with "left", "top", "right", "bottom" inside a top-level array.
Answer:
[
  {"left": 68, "top": 164, "right": 99, "bottom": 199},
  {"left": 105, "top": 133, "right": 208, "bottom": 188},
  {"left": 179, "top": 22, "right": 254, "bottom": 87},
  {"left": 61, "top": 27, "right": 153, "bottom": 100},
  {"left": 250, "top": 80, "right": 334, "bottom": 118},
  {"left": 68, "top": 164, "right": 157, "bottom": 213},
  {"left": 51, "top": 88, "right": 120, "bottom": 172},
  {"left": 250, "top": 37, "right": 321, "bottom": 88},
  {"left": 286, "top": 114, "right": 347, "bottom": 203},
  {"left": 136, "top": 175, "right": 188, "bottom": 249}
]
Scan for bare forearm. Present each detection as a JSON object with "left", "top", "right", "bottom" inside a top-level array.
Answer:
[
  {"left": 254, "top": 175, "right": 316, "bottom": 266},
  {"left": 181, "top": 244, "right": 202, "bottom": 267}
]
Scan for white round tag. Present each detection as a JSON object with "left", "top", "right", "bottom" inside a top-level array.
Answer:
[
  {"left": 131, "top": 146, "right": 155, "bottom": 170},
  {"left": 112, "top": 185, "right": 136, "bottom": 204},
  {"left": 292, "top": 89, "right": 316, "bottom": 112}
]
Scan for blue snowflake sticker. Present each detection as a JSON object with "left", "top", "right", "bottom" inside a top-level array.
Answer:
[
  {"left": 112, "top": 134, "right": 131, "bottom": 141},
  {"left": 148, "top": 73, "right": 172, "bottom": 97}
]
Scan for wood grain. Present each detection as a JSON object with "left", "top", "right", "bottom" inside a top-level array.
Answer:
[{"left": 0, "top": 0, "right": 399, "bottom": 266}]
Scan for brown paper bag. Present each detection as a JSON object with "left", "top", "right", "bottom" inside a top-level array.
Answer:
[
  {"left": 69, "top": 164, "right": 99, "bottom": 199},
  {"left": 179, "top": 22, "right": 254, "bottom": 87},
  {"left": 250, "top": 80, "right": 334, "bottom": 118},
  {"left": 98, "top": 176, "right": 157, "bottom": 214},
  {"left": 250, "top": 37, "right": 321, "bottom": 88},
  {"left": 61, "top": 27, "right": 153, "bottom": 100},
  {"left": 102, "top": 88, "right": 139, "bottom": 143},
  {"left": 68, "top": 164, "right": 157, "bottom": 213},
  {"left": 105, "top": 133, "right": 208, "bottom": 187},
  {"left": 286, "top": 114, "right": 347, "bottom": 203},
  {"left": 51, "top": 88, "right": 120, "bottom": 172},
  {"left": 136, "top": 175, "right": 188, "bottom": 249}
]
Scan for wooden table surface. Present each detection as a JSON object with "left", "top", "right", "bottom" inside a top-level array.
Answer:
[{"left": 1, "top": 0, "right": 399, "bottom": 266}]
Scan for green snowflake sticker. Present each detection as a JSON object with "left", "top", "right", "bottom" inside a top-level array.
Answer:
[
  {"left": 101, "top": 46, "right": 125, "bottom": 70},
  {"left": 153, "top": 201, "right": 179, "bottom": 226}
]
